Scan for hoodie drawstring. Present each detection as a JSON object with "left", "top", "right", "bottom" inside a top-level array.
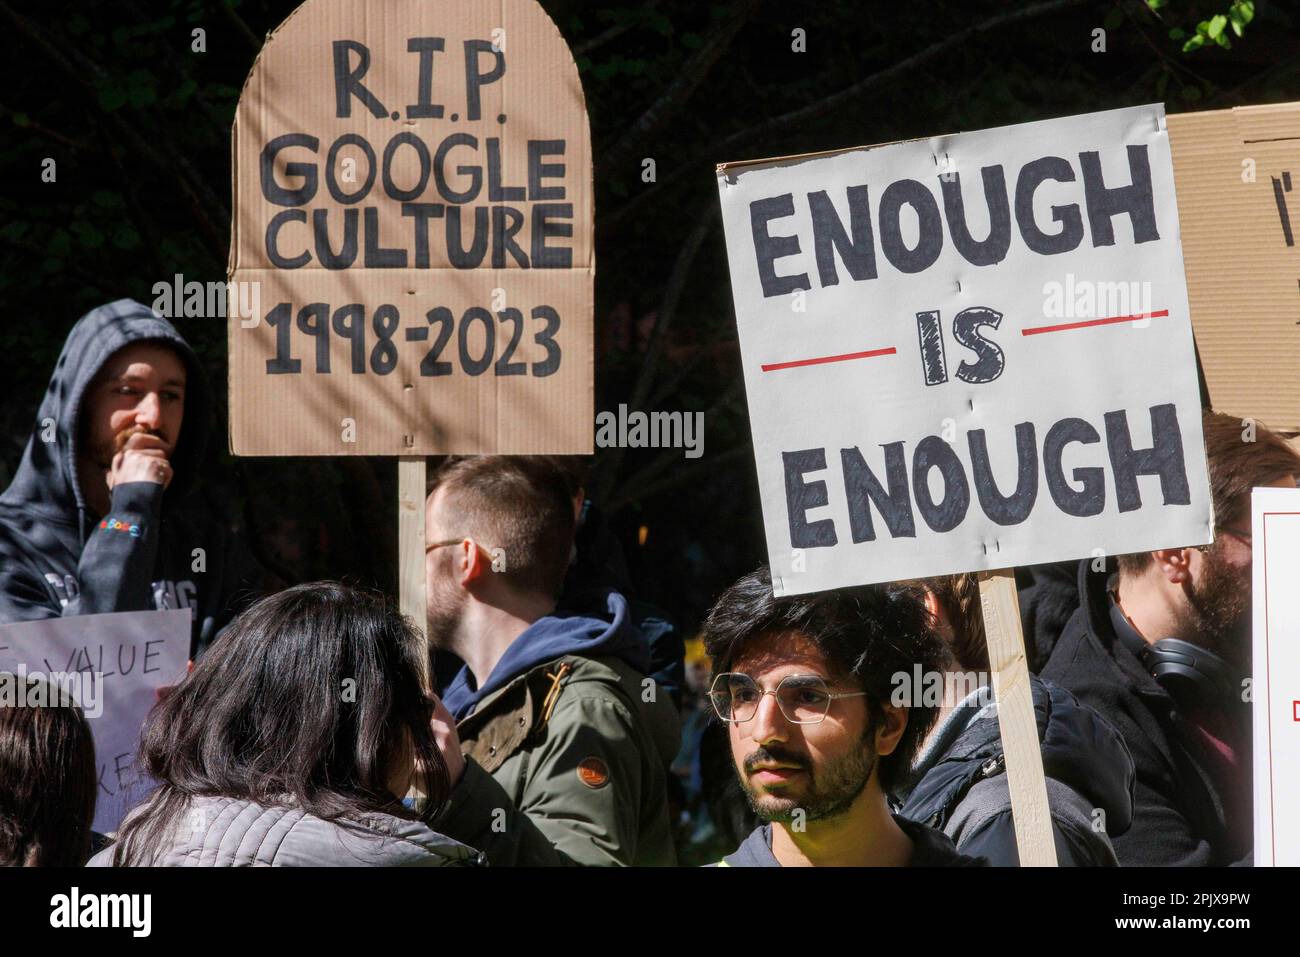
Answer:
[{"left": 540, "top": 662, "right": 573, "bottom": 725}]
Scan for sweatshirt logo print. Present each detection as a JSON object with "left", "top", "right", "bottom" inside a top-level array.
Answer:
[{"left": 99, "top": 516, "right": 143, "bottom": 538}]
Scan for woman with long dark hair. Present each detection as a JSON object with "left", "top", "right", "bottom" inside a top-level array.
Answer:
[
  {"left": 91, "top": 582, "right": 483, "bottom": 866},
  {"left": 0, "top": 674, "right": 97, "bottom": 866}
]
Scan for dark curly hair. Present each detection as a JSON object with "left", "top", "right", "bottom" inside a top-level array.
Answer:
[{"left": 700, "top": 566, "right": 947, "bottom": 794}]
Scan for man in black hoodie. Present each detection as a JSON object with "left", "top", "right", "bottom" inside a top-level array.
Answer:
[
  {"left": 1042, "top": 410, "right": 1300, "bottom": 866},
  {"left": 0, "top": 299, "right": 253, "bottom": 657}
]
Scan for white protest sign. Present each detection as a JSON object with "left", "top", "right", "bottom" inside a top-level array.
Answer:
[
  {"left": 1252, "top": 485, "right": 1300, "bottom": 866},
  {"left": 717, "top": 104, "right": 1213, "bottom": 595},
  {"left": 0, "top": 610, "right": 190, "bottom": 834}
]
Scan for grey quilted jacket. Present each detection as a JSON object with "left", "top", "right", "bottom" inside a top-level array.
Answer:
[{"left": 87, "top": 795, "right": 486, "bottom": 867}]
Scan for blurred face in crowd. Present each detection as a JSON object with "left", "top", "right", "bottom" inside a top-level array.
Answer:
[
  {"left": 722, "top": 630, "right": 898, "bottom": 824},
  {"left": 80, "top": 342, "right": 186, "bottom": 470},
  {"left": 1181, "top": 476, "right": 1296, "bottom": 665}
]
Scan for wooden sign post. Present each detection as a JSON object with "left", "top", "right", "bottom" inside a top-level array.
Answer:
[
  {"left": 397, "top": 457, "right": 428, "bottom": 682},
  {"left": 979, "top": 569, "right": 1057, "bottom": 866}
]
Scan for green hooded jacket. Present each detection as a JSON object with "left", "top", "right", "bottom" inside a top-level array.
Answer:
[{"left": 432, "top": 654, "right": 681, "bottom": 866}]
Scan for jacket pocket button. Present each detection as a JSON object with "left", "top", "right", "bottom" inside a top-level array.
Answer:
[
  {"left": 518, "top": 716, "right": 526, "bottom": 726},
  {"left": 489, "top": 745, "right": 497, "bottom": 755}
]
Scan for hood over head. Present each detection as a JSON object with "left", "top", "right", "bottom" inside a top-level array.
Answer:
[
  {"left": 1, "top": 299, "right": 212, "bottom": 530},
  {"left": 901, "top": 675, "right": 1135, "bottom": 837}
]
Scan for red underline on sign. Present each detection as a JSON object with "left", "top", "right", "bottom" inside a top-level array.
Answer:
[
  {"left": 761, "top": 346, "right": 897, "bottom": 372},
  {"left": 1020, "top": 309, "right": 1169, "bottom": 336}
]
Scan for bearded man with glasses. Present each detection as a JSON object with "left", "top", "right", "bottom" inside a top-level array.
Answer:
[
  {"left": 1042, "top": 410, "right": 1300, "bottom": 866},
  {"left": 702, "top": 566, "right": 985, "bottom": 867}
]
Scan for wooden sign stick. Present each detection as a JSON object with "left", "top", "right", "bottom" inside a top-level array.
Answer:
[
  {"left": 397, "top": 457, "right": 429, "bottom": 689},
  {"left": 978, "top": 568, "right": 1058, "bottom": 867}
]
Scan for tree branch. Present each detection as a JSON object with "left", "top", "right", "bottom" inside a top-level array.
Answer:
[
  {"left": 221, "top": 0, "right": 264, "bottom": 54},
  {"left": 601, "top": 0, "right": 1095, "bottom": 236},
  {"left": 574, "top": 4, "right": 657, "bottom": 57},
  {"left": 600, "top": 0, "right": 761, "bottom": 175}
]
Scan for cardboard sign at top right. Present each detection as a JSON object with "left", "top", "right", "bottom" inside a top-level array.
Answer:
[{"left": 1169, "top": 103, "right": 1300, "bottom": 434}]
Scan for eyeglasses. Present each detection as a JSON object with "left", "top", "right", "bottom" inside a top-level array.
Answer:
[
  {"left": 708, "top": 672, "right": 868, "bottom": 725},
  {"left": 1195, "top": 526, "right": 1252, "bottom": 552},
  {"left": 425, "top": 538, "right": 468, "bottom": 554}
]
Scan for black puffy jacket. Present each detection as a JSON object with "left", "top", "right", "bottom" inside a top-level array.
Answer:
[{"left": 897, "top": 674, "right": 1135, "bottom": 866}]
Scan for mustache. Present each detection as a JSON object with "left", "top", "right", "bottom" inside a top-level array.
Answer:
[{"left": 743, "top": 745, "right": 809, "bottom": 775}]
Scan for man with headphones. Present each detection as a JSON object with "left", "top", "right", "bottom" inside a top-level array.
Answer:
[{"left": 1042, "top": 411, "right": 1300, "bottom": 866}]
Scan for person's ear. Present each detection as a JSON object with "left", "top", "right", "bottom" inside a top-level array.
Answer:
[
  {"left": 459, "top": 539, "right": 487, "bottom": 587},
  {"left": 1152, "top": 547, "right": 1194, "bottom": 585},
  {"left": 920, "top": 587, "right": 954, "bottom": 648},
  {"left": 873, "top": 702, "right": 909, "bottom": 757},
  {"left": 921, "top": 587, "right": 941, "bottom": 622}
]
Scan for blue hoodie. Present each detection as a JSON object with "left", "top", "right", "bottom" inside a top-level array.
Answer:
[
  {"left": 0, "top": 300, "right": 256, "bottom": 656},
  {"left": 441, "top": 588, "right": 651, "bottom": 722}
]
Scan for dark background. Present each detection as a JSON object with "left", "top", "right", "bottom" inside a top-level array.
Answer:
[{"left": 1, "top": 0, "right": 1295, "bottom": 633}]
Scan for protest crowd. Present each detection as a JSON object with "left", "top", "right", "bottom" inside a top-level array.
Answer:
[{"left": 0, "top": 301, "right": 1295, "bottom": 869}]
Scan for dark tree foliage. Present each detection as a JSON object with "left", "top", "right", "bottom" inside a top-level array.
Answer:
[{"left": 1, "top": 0, "right": 1296, "bottom": 629}]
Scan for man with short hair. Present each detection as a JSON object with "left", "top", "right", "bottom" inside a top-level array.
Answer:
[
  {"left": 701, "top": 566, "right": 983, "bottom": 866},
  {"left": 1042, "top": 410, "right": 1300, "bottom": 865},
  {"left": 425, "top": 456, "right": 679, "bottom": 866},
  {"left": 0, "top": 300, "right": 254, "bottom": 657}
]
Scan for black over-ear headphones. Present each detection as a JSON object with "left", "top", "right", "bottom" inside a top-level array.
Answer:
[
  {"left": 1138, "top": 638, "right": 1240, "bottom": 712},
  {"left": 1108, "top": 598, "right": 1242, "bottom": 712}
]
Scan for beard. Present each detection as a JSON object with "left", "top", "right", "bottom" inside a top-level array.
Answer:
[
  {"left": 738, "top": 732, "right": 877, "bottom": 825},
  {"left": 1178, "top": 543, "right": 1251, "bottom": 668},
  {"left": 425, "top": 570, "right": 467, "bottom": 653},
  {"left": 87, "top": 425, "right": 159, "bottom": 469}
]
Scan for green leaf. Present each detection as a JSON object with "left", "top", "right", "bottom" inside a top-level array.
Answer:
[
  {"left": 98, "top": 85, "right": 128, "bottom": 112},
  {"left": 1180, "top": 85, "right": 1203, "bottom": 102},
  {"left": 1207, "top": 14, "right": 1227, "bottom": 39},
  {"left": 1103, "top": 8, "right": 1125, "bottom": 30},
  {"left": 1236, "top": 0, "right": 1255, "bottom": 25},
  {"left": 129, "top": 86, "right": 157, "bottom": 109},
  {"left": 11, "top": 112, "right": 30, "bottom": 127},
  {"left": 47, "top": 230, "right": 72, "bottom": 257},
  {"left": 1146, "top": 0, "right": 1166, "bottom": 9},
  {"left": 1214, "top": 31, "right": 1231, "bottom": 48},
  {"left": 112, "top": 225, "right": 141, "bottom": 250},
  {"left": 1168, "top": 27, "right": 1185, "bottom": 40},
  {"left": 165, "top": 78, "right": 199, "bottom": 106},
  {"left": 70, "top": 221, "right": 104, "bottom": 249}
]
